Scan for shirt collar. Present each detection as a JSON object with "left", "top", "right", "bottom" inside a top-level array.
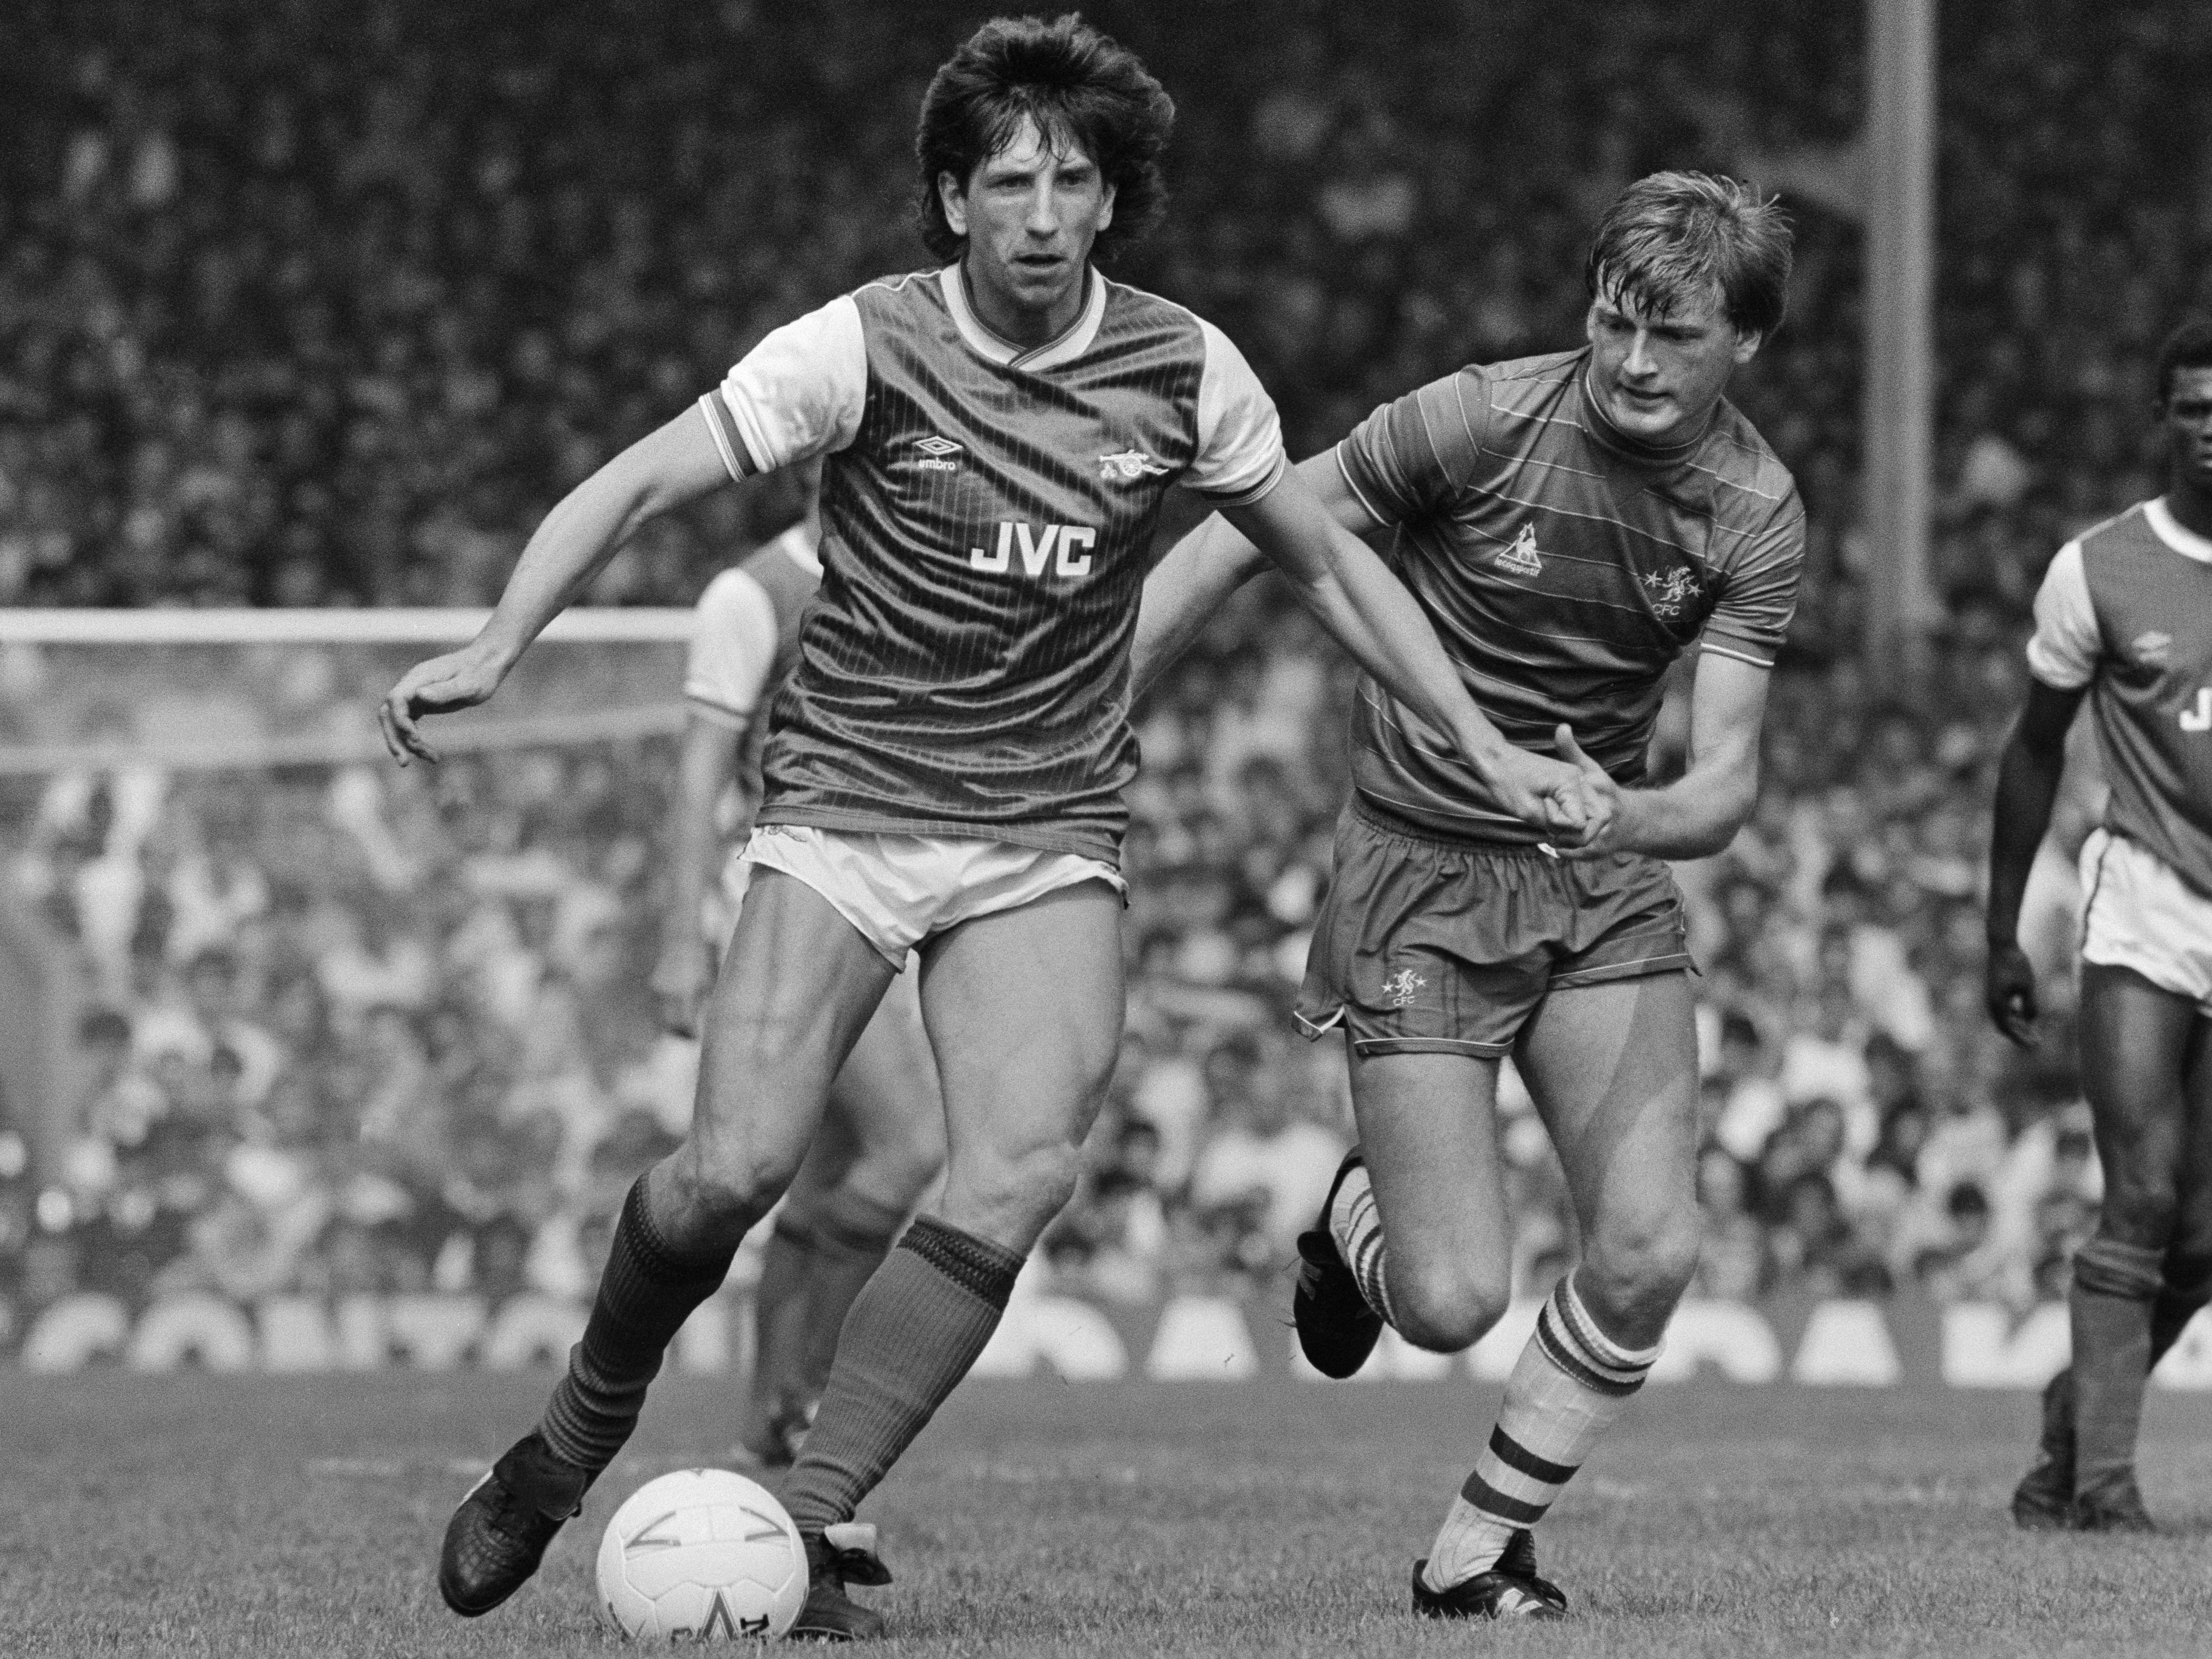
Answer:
[
  {"left": 1577, "top": 360, "right": 1714, "bottom": 466},
  {"left": 938, "top": 263, "right": 1107, "bottom": 372},
  {"left": 2144, "top": 496, "right": 2212, "bottom": 565}
]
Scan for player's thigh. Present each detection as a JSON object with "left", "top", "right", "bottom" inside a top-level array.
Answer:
[
  {"left": 2079, "top": 964, "right": 2198, "bottom": 1239},
  {"left": 1514, "top": 969, "right": 1701, "bottom": 1253},
  {"left": 682, "top": 867, "right": 898, "bottom": 1193},
  {"left": 812, "top": 966, "right": 946, "bottom": 1215},
  {"left": 917, "top": 880, "right": 1125, "bottom": 1248},
  {"left": 1346, "top": 1046, "right": 1514, "bottom": 1299}
]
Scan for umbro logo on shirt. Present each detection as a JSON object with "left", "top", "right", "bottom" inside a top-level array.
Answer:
[
  {"left": 1494, "top": 525, "right": 1543, "bottom": 577},
  {"left": 1098, "top": 448, "right": 1169, "bottom": 482},
  {"left": 913, "top": 435, "right": 963, "bottom": 472},
  {"left": 2134, "top": 630, "right": 2174, "bottom": 668}
]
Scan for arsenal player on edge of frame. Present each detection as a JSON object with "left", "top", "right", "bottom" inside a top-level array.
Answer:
[{"left": 1987, "top": 318, "right": 2212, "bottom": 1535}]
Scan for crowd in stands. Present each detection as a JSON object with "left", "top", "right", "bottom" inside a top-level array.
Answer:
[
  {"left": 0, "top": 579, "right": 2111, "bottom": 1324},
  {"left": 3, "top": 0, "right": 2211, "bottom": 1332}
]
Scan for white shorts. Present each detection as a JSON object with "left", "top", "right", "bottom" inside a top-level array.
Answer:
[
  {"left": 739, "top": 823, "right": 1124, "bottom": 968},
  {"left": 2079, "top": 828, "right": 2212, "bottom": 1013}
]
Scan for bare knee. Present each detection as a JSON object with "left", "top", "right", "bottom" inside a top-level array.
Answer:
[
  {"left": 856, "top": 1111, "right": 947, "bottom": 1211},
  {"left": 1580, "top": 1208, "right": 1702, "bottom": 1337},
  {"left": 666, "top": 1125, "right": 797, "bottom": 1240},
  {"left": 2100, "top": 1175, "right": 2180, "bottom": 1251},
  {"left": 1390, "top": 1259, "right": 1513, "bottom": 1354},
  {"left": 940, "top": 1141, "right": 1084, "bottom": 1254}
]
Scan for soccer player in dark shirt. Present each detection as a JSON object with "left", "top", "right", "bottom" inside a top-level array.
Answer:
[
  {"left": 381, "top": 15, "right": 1594, "bottom": 1640},
  {"left": 1135, "top": 173, "right": 1804, "bottom": 1620},
  {"left": 1986, "top": 319, "right": 2212, "bottom": 1532}
]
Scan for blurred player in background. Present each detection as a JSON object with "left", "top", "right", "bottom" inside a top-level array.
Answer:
[
  {"left": 1136, "top": 172, "right": 1803, "bottom": 1620},
  {"left": 383, "top": 14, "right": 1592, "bottom": 1639},
  {"left": 652, "top": 458, "right": 945, "bottom": 1474},
  {"left": 1985, "top": 318, "right": 2212, "bottom": 1532}
]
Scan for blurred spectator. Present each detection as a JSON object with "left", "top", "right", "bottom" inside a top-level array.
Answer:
[
  {"left": 1187, "top": 1030, "right": 1346, "bottom": 1272},
  {"left": 1767, "top": 1171, "right": 1894, "bottom": 1299},
  {"left": 1692, "top": 1146, "right": 1768, "bottom": 1302}
]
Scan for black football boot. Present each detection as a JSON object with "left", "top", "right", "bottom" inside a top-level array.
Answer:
[
  {"left": 2010, "top": 1367, "right": 2075, "bottom": 1530},
  {"left": 1411, "top": 1529, "right": 1569, "bottom": 1621},
  {"left": 1292, "top": 1149, "right": 1386, "bottom": 1378},
  {"left": 437, "top": 1431, "right": 590, "bottom": 1617},
  {"left": 789, "top": 1522, "right": 894, "bottom": 1641}
]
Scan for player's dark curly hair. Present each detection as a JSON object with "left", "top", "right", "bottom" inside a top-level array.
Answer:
[
  {"left": 914, "top": 13, "right": 1174, "bottom": 264},
  {"left": 2154, "top": 317, "right": 2212, "bottom": 404},
  {"left": 1584, "top": 171, "right": 1794, "bottom": 338}
]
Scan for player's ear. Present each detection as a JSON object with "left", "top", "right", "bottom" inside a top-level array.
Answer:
[
  {"left": 1731, "top": 326, "right": 1764, "bottom": 365},
  {"left": 938, "top": 169, "right": 970, "bottom": 239},
  {"left": 1095, "top": 181, "right": 1116, "bottom": 235}
]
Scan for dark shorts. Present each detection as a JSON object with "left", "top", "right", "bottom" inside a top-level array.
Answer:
[{"left": 1295, "top": 799, "right": 1693, "bottom": 1059}]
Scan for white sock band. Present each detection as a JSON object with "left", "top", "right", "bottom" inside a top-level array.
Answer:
[
  {"left": 1327, "top": 1163, "right": 1395, "bottom": 1327},
  {"left": 1425, "top": 1273, "right": 1660, "bottom": 1590}
]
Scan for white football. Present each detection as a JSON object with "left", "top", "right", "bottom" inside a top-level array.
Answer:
[{"left": 595, "top": 1468, "right": 808, "bottom": 1641}]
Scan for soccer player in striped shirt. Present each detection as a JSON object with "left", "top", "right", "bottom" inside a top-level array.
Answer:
[
  {"left": 382, "top": 15, "right": 1595, "bottom": 1640},
  {"left": 651, "top": 460, "right": 946, "bottom": 1475},
  {"left": 1986, "top": 318, "right": 2212, "bottom": 1532},
  {"left": 1135, "top": 172, "right": 1804, "bottom": 1620}
]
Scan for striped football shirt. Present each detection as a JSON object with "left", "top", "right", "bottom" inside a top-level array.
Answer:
[
  {"left": 697, "top": 265, "right": 1287, "bottom": 863},
  {"left": 2026, "top": 497, "right": 2212, "bottom": 896},
  {"left": 1335, "top": 348, "right": 1805, "bottom": 843}
]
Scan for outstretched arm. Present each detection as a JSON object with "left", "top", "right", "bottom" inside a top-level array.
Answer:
[
  {"left": 1130, "top": 512, "right": 1271, "bottom": 702},
  {"left": 379, "top": 408, "right": 731, "bottom": 763},
  {"left": 1220, "top": 466, "right": 1600, "bottom": 841},
  {"left": 1983, "top": 678, "right": 2088, "bottom": 1046},
  {"left": 1131, "top": 453, "right": 1371, "bottom": 700},
  {"left": 1552, "top": 650, "right": 1774, "bottom": 863}
]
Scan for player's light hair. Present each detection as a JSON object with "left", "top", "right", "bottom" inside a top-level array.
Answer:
[
  {"left": 1583, "top": 171, "right": 1793, "bottom": 339},
  {"left": 914, "top": 13, "right": 1174, "bottom": 264},
  {"left": 2154, "top": 317, "right": 2212, "bottom": 404}
]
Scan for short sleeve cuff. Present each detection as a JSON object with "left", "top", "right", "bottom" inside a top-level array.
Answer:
[
  {"left": 682, "top": 694, "right": 753, "bottom": 731},
  {"left": 698, "top": 391, "right": 759, "bottom": 483},
  {"left": 2024, "top": 638, "right": 2096, "bottom": 691},
  {"left": 1699, "top": 632, "right": 1780, "bottom": 669},
  {"left": 1333, "top": 442, "right": 1388, "bottom": 529},
  {"left": 1191, "top": 447, "right": 1287, "bottom": 508},
  {"left": 2022, "top": 539, "right": 2100, "bottom": 689}
]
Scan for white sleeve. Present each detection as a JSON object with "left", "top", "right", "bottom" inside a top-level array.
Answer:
[
  {"left": 695, "top": 294, "right": 868, "bottom": 481},
  {"left": 2023, "top": 539, "right": 2101, "bottom": 690},
  {"left": 683, "top": 569, "right": 781, "bottom": 729},
  {"left": 1186, "top": 318, "right": 1289, "bottom": 506}
]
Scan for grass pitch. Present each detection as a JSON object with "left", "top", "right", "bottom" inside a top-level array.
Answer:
[{"left": 5, "top": 1368, "right": 2210, "bottom": 1657}]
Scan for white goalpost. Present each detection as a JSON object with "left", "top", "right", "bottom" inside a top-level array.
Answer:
[
  {"left": 0, "top": 609, "right": 697, "bottom": 775},
  {"left": 1863, "top": 0, "right": 1940, "bottom": 689}
]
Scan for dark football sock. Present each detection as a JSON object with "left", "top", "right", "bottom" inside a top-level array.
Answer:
[
  {"left": 2068, "top": 1236, "right": 2164, "bottom": 1495},
  {"left": 780, "top": 1215, "right": 1024, "bottom": 1538},
  {"left": 541, "top": 1175, "right": 739, "bottom": 1475},
  {"left": 2148, "top": 1250, "right": 2212, "bottom": 1366},
  {"left": 791, "top": 1190, "right": 909, "bottom": 1404},
  {"left": 738, "top": 1217, "right": 817, "bottom": 1458}
]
